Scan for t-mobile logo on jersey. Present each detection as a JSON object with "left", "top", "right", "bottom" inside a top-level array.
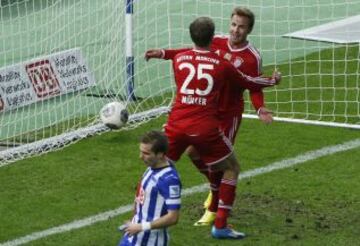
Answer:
[{"left": 26, "top": 60, "right": 61, "bottom": 98}]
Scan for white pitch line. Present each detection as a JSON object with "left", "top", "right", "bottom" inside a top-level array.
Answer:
[{"left": 1, "top": 138, "right": 360, "bottom": 246}]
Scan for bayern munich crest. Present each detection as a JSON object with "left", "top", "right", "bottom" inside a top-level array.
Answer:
[{"left": 233, "top": 57, "right": 243, "bottom": 68}]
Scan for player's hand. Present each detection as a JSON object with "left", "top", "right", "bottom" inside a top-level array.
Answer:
[
  {"left": 124, "top": 222, "right": 142, "bottom": 236},
  {"left": 272, "top": 68, "right": 281, "bottom": 84},
  {"left": 118, "top": 220, "right": 131, "bottom": 232},
  {"left": 257, "top": 107, "right": 273, "bottom": 124},
  {"left": 144, "top": 49, "right": 162, "bottom": 61}
]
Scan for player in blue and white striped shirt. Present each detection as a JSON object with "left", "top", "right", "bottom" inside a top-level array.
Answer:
[{"left": 119, "top": 131, "right": 181, "bottom": 246}]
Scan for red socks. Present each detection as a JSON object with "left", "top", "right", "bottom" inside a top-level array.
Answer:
[
  {"left": 192, "top": 159, "right": 238, "bottom": 229},
  {"left": 214, "top": 178, "right": 237, "bottom": 228}
]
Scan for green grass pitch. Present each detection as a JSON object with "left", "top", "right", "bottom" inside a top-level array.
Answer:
[
  {"left": 0, "top": 1, "right": 359, "bottom": 245},
  {"left": 0, "top": 116, "right": 359, "bottom": 245}
]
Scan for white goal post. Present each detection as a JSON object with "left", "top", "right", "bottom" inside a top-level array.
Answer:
[{"left": 0, "top": 0, "right": 359, "bottom": 165}]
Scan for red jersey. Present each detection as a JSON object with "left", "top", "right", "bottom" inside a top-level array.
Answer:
[
  {"left": 166, "top": 49, "right": 274, "bottom": 134},
  {"left": 211, "top": 35, "right": 264, "bottom": 117},
  {"left": 162, "top": 36, "right": 265, "bottom": 118}
]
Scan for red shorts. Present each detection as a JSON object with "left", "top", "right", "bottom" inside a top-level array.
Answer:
[
  {"left": 165, "top": 126, "right": 233, "bottom": 166},
  {"left": 219, "top": 114, "right": 242, "bottom": 144}
]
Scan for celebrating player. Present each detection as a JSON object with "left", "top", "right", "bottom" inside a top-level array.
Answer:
[
  {"left": 145, "top": 7, "right": 278, "bottom": 227},
  {"left": 148, "top": 16, "right": 279, "bottom": 239},
  {"left": 118, "top": 131, "right": 181, "bottom": 246}
]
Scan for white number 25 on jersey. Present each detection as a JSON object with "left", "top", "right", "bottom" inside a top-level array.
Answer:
[{"left": 179, "top": 62, "right": 214, "bottom": 96}]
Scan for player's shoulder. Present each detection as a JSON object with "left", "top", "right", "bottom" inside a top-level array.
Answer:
[
  {"left": 175, "top": 49, "right": 193, "bottom": 54},
  {"left": 246, "top": 42, "right": 262, "bottom": 59},
  {"left": 158, "top": 173, "right": 181, "bottom": 195},
  {"left": 213, "top": 34, "right": 229, "bottom": 45},
  {"left": 159, "top": 165, "right": 180, "bottom": 182},
  {"left": 213, "top": 33, "right": 229, "bottom": 40},
  {"left": 173, "top": 50, "right": 197, "bottom": 65}
]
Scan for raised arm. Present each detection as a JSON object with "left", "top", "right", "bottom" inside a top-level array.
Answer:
[
  {"left": 145, "top": 48, "right": 191, "bottom": 61},
  {"left": 226, "top": 63, "right": 281, "bottom": 91}
]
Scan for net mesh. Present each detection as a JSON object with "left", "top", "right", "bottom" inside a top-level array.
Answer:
[{"left": 0, "top": 0, "right": 359, "bottom": 165}]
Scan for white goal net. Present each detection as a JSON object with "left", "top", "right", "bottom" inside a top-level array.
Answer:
[{"left": 1, "top": 0, "right": 359, "bottom": 165}]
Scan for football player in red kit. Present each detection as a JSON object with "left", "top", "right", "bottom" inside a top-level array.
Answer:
[
  {"left": 144, "top": 7, "right": 278, "bottom": 228},
  {"left": 149, "top": 16, "right": 280, "bottom": 239}
]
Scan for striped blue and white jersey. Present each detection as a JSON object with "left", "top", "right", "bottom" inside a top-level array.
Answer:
[{"left": 120, "top": 163, "right": 181, "bottom": 246}]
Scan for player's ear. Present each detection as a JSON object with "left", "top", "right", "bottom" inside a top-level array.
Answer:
[{"left": 156, "top": 152, "right": 165, "bottom": 159}]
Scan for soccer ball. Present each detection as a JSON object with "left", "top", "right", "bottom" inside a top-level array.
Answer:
[{"left": 100, "top": 101, "right": 129, "bottom": 129}]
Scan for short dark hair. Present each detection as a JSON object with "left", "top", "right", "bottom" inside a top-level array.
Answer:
[
  {"left": 189, "top": 16, "right": 215, "bottom": 47},
  {"left": 140, "top": 130, "right": 168, "bottom": 154},
  {"left": 231, "top": 7, "right": 255, "bottom": 33}
]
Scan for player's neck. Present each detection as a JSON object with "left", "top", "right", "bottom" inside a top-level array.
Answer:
[
  {"left": 229, "top": 40, "right": 248, "bottom": 50},
  {"left": 194, "top": 45, "right": 210, "bottom": 51},
  {"left": 152, "top": 159, "right": 169, "bottom": 169}
]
